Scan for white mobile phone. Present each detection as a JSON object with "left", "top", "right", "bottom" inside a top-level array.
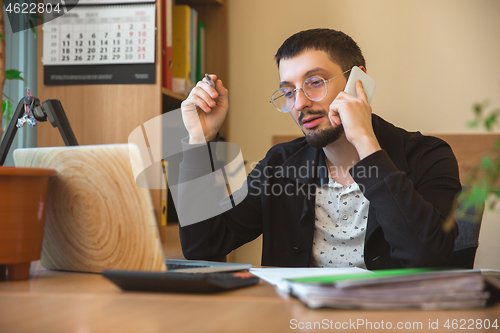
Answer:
[{"left": 344, "top": 66, "right": 376, "bottom": 104}]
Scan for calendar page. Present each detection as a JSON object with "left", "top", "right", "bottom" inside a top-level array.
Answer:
[
  {"left": 42, "top": 3, "right": 156, "bottom": 85},
  {"left": 43, "top": 4, "right": 155, "bottom": 66},
  {"left": 76, "top": 0, "right": 154, "bottom": 4}
]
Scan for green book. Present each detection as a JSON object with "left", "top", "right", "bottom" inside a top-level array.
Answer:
[{"left": 196, "top": 21, "right": 205, "bottom": 82}]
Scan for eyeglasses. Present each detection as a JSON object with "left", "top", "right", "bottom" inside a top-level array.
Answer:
[{"left": 269, "top": 69, "right": 351, "bottom": 113}]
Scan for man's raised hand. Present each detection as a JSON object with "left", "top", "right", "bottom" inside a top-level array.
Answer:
[{"left": 181, "top": 74, "right": 229, "bottom": 144}]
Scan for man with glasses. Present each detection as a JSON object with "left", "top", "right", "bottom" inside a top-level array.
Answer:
[{"left": 180, "top": 28, "right": 461, "bottom": 269}]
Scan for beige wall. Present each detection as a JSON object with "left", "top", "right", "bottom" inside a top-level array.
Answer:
[{"left": 225, "top": 0, "right": 500, "bottom": 268}]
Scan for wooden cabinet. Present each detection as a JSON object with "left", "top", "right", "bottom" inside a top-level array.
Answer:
[{"left": 37, "top": 0, "right": 228, "bottom": 239}]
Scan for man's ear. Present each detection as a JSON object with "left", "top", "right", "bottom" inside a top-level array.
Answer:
[{"left": 358, "top": 66, "right": 367, "bottom": 74}]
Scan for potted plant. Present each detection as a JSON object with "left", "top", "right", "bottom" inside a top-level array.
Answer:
[
  {"left": 444, "top": 101, "right": 500, "bottom": 230},
  {"left": 0, "top": 9, "right": 50, "bottom": 280}
]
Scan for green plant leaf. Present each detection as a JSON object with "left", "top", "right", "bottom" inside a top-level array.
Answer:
[
  {"left": 467, "top": 119, "right": 479, "bottom": 128},
  {"left": 30, "top": 14, "right": 43, "bottom": 20},
  {"left": 484, "top": 113, "right": 498, "bottom": 131},
  {"left": 29, "top": 20, "right": 36, "bottom": 38},
  {"left": 481, "top": 155, "right": 493, "bottom": 169},
  {"left": 2, "top": 100, "right": 13, "bottom": 131},
  {"left": 474, "top": 102, "right": 484, "bottom": 116},
  {"left": 5, "top": 69, "right": 24, "bottom": 81},
  {"left": 0, "top": 32, "right": 4, "bottom": 40},
  {"left": 464, "top": 186, "right": 489, "bottom": 209}
]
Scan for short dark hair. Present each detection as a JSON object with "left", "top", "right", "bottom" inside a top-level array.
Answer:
[{"left": 274, "top": 28, "right": 366, "bottom": 78}]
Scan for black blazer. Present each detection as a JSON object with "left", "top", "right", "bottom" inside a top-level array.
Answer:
[{"left": 179, "top": 115, "right": 462, "bottom": 269}]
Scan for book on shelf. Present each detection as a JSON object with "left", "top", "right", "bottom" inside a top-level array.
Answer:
[
  {"left": 172, "top": 4, "right": 192, "bottom": 95},
  {"left": 161, "top": 160, "right": 168, "bottom": 227},
  {"left": 190, "top": 8, "right": 198, "bottom": 86},
  {"left": 161, "top": 0, "right": 173, "bottom": 90},
  {"left": 169, "top": 4, "right": 206, "bottom": 96},
  {"left": 196, "top": 20, "right": 206, "bottom": 83}
]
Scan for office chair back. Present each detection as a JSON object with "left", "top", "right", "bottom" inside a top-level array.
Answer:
[{"left": 448, "top": 190, "right": 484, "bottom": 269}]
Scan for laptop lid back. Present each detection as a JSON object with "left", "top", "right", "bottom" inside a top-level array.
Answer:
[{"left": 13, "top": 144, "right": 166, "bottom": 273}]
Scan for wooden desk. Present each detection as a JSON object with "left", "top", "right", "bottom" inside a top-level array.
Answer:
[{"left": 1, "top": 263, "right": 499, "bottom": 333}]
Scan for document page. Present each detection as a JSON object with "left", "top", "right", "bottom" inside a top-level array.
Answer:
[{"left": 250, "top": 267, "right": 369, "bottom": 293}]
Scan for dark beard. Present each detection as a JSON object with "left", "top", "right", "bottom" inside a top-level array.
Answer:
[{"left": 305, "top": 125, "right": 344, "bottom": 148}]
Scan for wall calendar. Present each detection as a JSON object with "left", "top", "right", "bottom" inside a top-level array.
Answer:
[{"left": 43, "top": 2, "right": 156, "bottom": 85}]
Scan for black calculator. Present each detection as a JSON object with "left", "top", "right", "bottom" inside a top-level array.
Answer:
[{"left": 103, "top": 270, "right": 260, "bottom": 294}]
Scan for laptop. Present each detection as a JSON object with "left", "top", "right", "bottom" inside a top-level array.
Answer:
[{"left": 13, "top": 144, "right": 252, "bottom": 274}]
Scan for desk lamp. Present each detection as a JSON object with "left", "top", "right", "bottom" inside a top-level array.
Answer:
[{"left": 0, "top": 92, "right": 78, "bottom": 165}]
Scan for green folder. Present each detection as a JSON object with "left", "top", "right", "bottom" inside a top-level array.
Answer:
[{"left": 287, "top": 267, "right": 455, "bottom": 285}]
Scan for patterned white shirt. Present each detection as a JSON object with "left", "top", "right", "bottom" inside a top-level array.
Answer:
[{"left": 310, "top": 175, "right": 369, "bottom": 268}]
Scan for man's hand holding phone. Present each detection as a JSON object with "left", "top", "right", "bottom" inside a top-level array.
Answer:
[
  {"left": 328, "top": 66, "right": 381, "bottom": 159},
  {"left": 181, "top": 74, "right": 229, "bottom": 144}
]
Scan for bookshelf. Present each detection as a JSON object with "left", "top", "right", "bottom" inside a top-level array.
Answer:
[
  {"left": 163, "top": 0, "right": 229, "bottom": 124},
  {"left": 36, "top": 0, "right": 229, "bottom": 241}
]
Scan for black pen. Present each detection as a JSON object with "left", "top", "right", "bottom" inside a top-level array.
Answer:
[{"left": 204, "top": 73, "right": 215, "bottom": 88}]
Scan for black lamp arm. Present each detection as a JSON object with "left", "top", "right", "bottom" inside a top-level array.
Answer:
[{"left": 0, "top": 96, "right": 78, "bottom": 166}]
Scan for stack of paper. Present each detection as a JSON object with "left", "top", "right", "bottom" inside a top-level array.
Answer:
[{"left": 285, "top": 269, "right": 500, "bottom": 310}]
